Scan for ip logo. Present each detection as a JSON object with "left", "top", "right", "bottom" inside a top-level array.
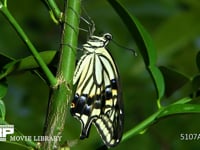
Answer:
[{"left": 0, "top": 125, "right": 14, "bottom": 141}]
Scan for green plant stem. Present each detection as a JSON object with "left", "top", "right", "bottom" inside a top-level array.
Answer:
[
  {"left": 41, "top": 0, "right": 62, "bottom": 23},
  {"left": 42, "top": 0, "right": 81, "bottom": 149},
  {"left": 122, "top": 110, "right": 161, "bottom": 141},
  {"left": 0, "top": 4, "right": 57, "bottom": 86},
  {"left": 47, "top": 0, "right": 62, "bottom": 20}
]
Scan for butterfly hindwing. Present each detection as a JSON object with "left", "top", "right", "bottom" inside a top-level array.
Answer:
[{"left": 70, "top": 33, "right": 123, "bottom": 147}]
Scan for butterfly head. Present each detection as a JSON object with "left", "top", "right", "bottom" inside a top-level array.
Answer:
[{"left": 103, "top": 33, "right": 112, "bottom": 41}]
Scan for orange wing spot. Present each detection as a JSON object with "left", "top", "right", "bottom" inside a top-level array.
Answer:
[{"left": 71, "top": 102, "right": 76, "bottom": 108}]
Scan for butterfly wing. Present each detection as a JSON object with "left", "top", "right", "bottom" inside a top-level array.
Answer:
[
  {"left": 71, "top": 35, "right": 123, "bottom": 147},
  {"left": 93, "top": 48, "right": 123, "bottom": 147}
]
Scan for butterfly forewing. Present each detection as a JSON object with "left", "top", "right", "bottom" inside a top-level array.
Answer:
[{"left": 71, "top": 33, "right": 123, "bottom": 147}]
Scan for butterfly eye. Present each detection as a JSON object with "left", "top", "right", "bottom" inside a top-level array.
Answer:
[
  {"left": 104, "top": 33, "right": 112, "bottom": 41},
  {"left": 71, "top": 32, "right": 123, "bottom": 148}
]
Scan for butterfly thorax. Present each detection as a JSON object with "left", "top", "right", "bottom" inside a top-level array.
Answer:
[{"left": 83, "top": 33, "right": 112, "bottom": 53}]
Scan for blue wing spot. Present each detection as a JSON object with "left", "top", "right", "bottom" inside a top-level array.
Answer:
[
  {"left": 105, "top": 86, "right": 112, "bottom": 99},
  {"left": 83, "top": 105, "right": 91, "bottom": 115},
  {"left": 111, "top": 79, "right": 118, "bottom": 89}
]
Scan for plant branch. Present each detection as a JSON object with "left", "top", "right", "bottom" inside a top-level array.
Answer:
[
  {"left": 42, "top": 0, "right": 81, "bottom": 149},
  {"left": 41, "top": 0, "right": 62, "bottom": 24},
  {"left": 0, "top": 3, "right": 57, "bottom": 86}
]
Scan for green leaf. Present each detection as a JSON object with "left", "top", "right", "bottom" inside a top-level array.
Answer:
[
  {"left": 107, "top": 0, "right": 165, "bottom": 100},
  {"left": 0, "top": 50, "right": 57, "bottom": 79},
  {"left": 148, "top": 66, "right": 165, "bottom": 100},
  {"left": 0, "top": 100, "right": 6, "bottom": 120},
  {"left": 0, "top": 52, "right": 14, "bottom": 70},
  {"left": 173, "top": 97, "right": 192, "bottom": 105},
  {"left": 158, "top": 103, "right": 200, "bottom": 118},
  {"left": 159, "top": 66, "right": 190, "bottom": 97}
]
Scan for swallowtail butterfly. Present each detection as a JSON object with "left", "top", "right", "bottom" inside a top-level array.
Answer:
[{"left": 70, "top": 33, "right": 123, "bottom": 147}]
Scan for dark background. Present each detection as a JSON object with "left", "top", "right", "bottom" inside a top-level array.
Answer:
[{"left": 0, "top": 0, "right": 200, "bottom": 149}]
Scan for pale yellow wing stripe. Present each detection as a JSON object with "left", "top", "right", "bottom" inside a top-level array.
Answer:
[
  {"left": 76, "top": 54, "right": 94, "bottom": 95},
  {"left": 73, "top": 54, "right": 91, "bottom": 85},
  {"left": 94, "top": 54, "right": 103, "bottom": 85},
  {"left": 96, "top": 47, "right": 118, "bottom": 78}
]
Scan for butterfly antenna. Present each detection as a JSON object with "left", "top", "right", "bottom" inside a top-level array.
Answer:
[{"left": 111, "top": 39, "right": 137, "bottom": 56}]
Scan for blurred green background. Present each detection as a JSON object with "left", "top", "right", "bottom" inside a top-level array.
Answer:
[{"left": 0, "top": 0, "right": 200, "bottom": 149}]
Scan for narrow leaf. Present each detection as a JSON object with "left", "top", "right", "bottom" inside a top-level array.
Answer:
[
  {"left": 158, "top": 104, "right": 200, "bottom": 118},
  {"left": 0, "top": 50, "right": 57, "bottom": 79},
  {"left": 173, "top": 97, "right": 192, "bottom": 105},
  {"left": 0, "top": 52, "right": 14, "bottom": 70},
  {"left": 108, "top": 0, "right": 165, "bottom": 99},
  {"left": 0, "top": 100, "right": 6, "bottom": 120}
]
